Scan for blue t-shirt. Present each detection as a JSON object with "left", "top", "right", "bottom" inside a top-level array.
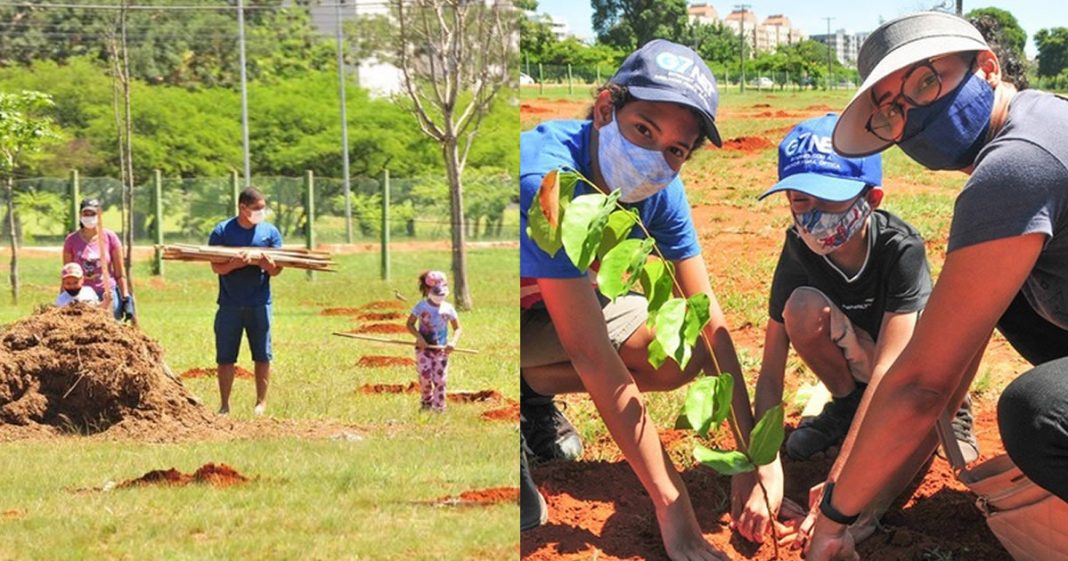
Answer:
[
  {"left": 411, "top": 299, "right": 458, "bottom": 346},
  {"left": 520, "top": 120, "right": 701, "bottom": 282},
  {"left": 208, "top": 218, "right": 283, "bottom": 307}
]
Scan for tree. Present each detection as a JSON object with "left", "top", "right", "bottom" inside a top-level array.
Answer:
[
  {"left": 517, "top": 0, "right": 557, "bottom": 65},
  {"left": 1035, "top": 27, "right": 1068, "bottom": 78},
  {"left": 691, "top": 22, "right": 742, "bottom": 67},
  {"left": 0, "top": 91, "right": 60, "bottom": 303},
  {"left": 965, "top": 7, "right": 1026, "bottom": 55},
  {"left": 390, "top": 0, "right": 515, "bottom": 310},
  {"left": 591, "top": 0, "right": 690, "bottom": 51}
]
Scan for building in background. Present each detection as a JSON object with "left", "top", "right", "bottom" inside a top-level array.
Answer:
[
  {"left": 688, "top": 3, "right": 719, "bottom": 25},
  {"left": 308, "top": 0, "right": 403, "bottom": 98},
  {"left": 721, "top": 7, "right": 804, "bottom": 56},
  {"left": 811, "top": 29, "right": 868, "bottom": 66}
]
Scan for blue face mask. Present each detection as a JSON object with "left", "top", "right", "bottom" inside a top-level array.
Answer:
[
  {"left": 897, "top": 71, "right": 994, "bottom": 171},
  {"left": 597, "top": 112, "right": 679, "bottom": 203}
]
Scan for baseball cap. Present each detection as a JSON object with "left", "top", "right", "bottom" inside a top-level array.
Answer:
[
  {"left": 610, "top": 39, "right": 723, "bottom": 147},
  {"left": 833, "top": 12, "right": 990, "bottom": 157},
  {"left": 759, "top": 113, "right": 882, "bottom": 202},
  {"left": 61, "top": 262, "right": 84, "bottom": 279},
  {"left": 80, "top": 198, "right": 101, "bottom": 212}
]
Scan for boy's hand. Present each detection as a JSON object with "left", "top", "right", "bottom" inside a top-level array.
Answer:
[
  {"left": 414, "top": 338, "right": 427, "bottom": 349},
  {"left": 445, "top": 342, "right": 455, "bottom": 355},
  {"left": 657, "top": 493, "right": 730, "bottom": 561},
  {"left": 732, "top": 461, "right": 802, "bottom": 544}
]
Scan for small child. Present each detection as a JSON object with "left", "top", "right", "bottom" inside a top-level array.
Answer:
[
  {"left": 406, "top": 271, "right": 462, "bottom": 412},
  {"left": 55, "top": 263, "right": 101, "bottom": 307}
]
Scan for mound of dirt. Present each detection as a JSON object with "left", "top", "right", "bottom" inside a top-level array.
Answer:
[
  {"left": 119, "top": 463, "right": 248, "bottom": 488},
  {"left": 351, "top": 323, "right": 409, "bottom": 335},
  {"left": 441, "top": 487, "right": 519, "bottom": 505},
  {"left": 447, "top": 390, "right": 503, "bottom": 403},
  {"left": 751, "top": 103, "right": 772, "bottom": 108},
  {"left": 481, "top": 402, "right": 520, "bottom": 422},
  {"left": 320, "top": 307, "right": 363, "bottom": 316},
  {"left": 180, "top": 366, "right": 254, "bottom": 379},
  {"left": 356, "top": 355, "right": 416, "bottom": 368},
  {"left": 719, "top": 136, "right": 775, "bottom": 152},
  {"left": 360, "top": 300, "right": 406, "bottom": 311},
  {"left": 357, "top": 382, "right": 420, "bottom": 395},
  {"left": 0, "top": 304, "right": 212, "bottom": 439},
  {"left": 521, "top": 103, "right": 551, "bottom": 114}
]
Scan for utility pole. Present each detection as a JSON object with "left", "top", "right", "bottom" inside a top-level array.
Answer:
[
  {"left": 335, "top": 0, "right": 353, "bottom": 243},
  {"left": 735, "top": 4, "right": 750, "bottom": 92},
  {"left": 824, "top": 16, "right": 834, "bottom": 90},
  {"left": 236, "top": 0, "right": 251, "bottom": 187}
]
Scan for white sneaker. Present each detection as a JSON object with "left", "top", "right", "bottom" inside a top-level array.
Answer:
[
  {"left": 253, "top": 403, "right": 267, "bottom": 416},
  {"left": 217, "top": 406, "right": 230, "bottom": 416}
]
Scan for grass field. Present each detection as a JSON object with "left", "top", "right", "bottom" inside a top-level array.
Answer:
[{"left": 0, "top": 245, "right": 518, "bottom": 561}]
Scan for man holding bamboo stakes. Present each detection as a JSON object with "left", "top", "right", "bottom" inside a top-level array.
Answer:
[{"left": 209, "top": 187, "right": 283, "bottom": 416}]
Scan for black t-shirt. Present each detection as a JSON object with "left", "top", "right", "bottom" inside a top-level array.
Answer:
[{"left": 768, "top": 209, "right": 932, "bottom": 340}]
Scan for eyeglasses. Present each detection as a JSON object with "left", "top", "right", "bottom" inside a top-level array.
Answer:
[{"left": 865, "top": 55, "right": 973, "bottom": 142}]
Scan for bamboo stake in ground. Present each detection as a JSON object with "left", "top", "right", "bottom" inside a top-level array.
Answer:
[{"left": 332, "top": 332, "right": 479, "bottom": 354}]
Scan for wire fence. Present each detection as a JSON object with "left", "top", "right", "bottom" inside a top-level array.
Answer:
[{"left": 0, "top": 171, "right": 518, "bottom": 247}]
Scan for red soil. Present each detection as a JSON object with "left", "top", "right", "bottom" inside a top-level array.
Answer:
[
  {"left": 360, "top": 300, "right": 407, "bottom": 310},
  {"left": 351, "top": 323, "right": 410, "bottom": 335},
  {"left": 718, "top": 136, "right": 775, "bottom": 152},
  {"left": 752, "top": 103, "right": 772, "bottom": 108},
  {"left": 320, "top": 307, "right": 363, "bottom": 316},
  {"left": 119, "top": 463, "right": 248, "bottom": 488},
  {"left": 180, "top": 366, "right": 254, "bottom": 380},
  {"left": 356, "top": 355, "right": 416, "bottom": 368},
  {"left": 435, "top": 487, "right": 520, "bottom": 506},
  {"left": 446, "top": 390, "right": 503, "bottom": 403},
  {"left": 481, "top": 401, "right": 520, "bottom": 422},
  {"left": 321, "top": 308, "right": 405, "bottom": 321},
  {"left": 356, "top": 382, "right": 420, "bottom": 395},
  {"left": 521, "top": 103, "right": 551, "bottom": 114}
]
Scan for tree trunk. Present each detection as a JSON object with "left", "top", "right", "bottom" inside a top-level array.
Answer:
[
  {"left": 443, "top": 138, "right": 471, "bottom": 310},
  {"left": 120, "top": 0, "right": 135, "bottom": 291},
  {"left": 6, "top": 176, "right": 18, "bottom": 304}
]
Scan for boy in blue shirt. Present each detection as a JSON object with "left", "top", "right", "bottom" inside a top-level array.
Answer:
[{"left": 208, "top": 187, "right": 284, "bottom": 416}]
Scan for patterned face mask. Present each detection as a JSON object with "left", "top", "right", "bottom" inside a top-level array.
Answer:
[
  {"left": 597, "top": 111, "right": 679, "bottom": 203},
  {"left": 793, "top": 196, "right": 872, "bottom": 255}
]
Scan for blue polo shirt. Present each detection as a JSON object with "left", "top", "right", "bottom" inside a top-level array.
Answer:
[
  {"left": 520, "top": 119, "right": 701, "bottom": 282},
  {"left": 208, "top": 217, "right": 283, "bottom": 306}
]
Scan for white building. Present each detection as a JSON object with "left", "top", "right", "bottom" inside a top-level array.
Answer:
[
  {"left": 308, "top": 0, "right": 403, "bottom": 98},
  {"left": 721, "top": 8, "right": 804, "bottom": 56},
  {"left": 688, "top": 3, "right": 719, "bottom": 25},
  {"left": 811, "top": 29, "right": 867, "bottom": 66}
]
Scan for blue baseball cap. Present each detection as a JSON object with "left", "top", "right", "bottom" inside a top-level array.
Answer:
[
  {"left": 758, "top": 113, "right": 882, "bottom": 202},
  {"left": 611, "top": 39, "right": 723, "bottom": 147}
]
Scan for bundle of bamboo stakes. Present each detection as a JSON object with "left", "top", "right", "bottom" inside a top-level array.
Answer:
[{"left": 160, "top": 243, "right": 336, "bottom": 272}]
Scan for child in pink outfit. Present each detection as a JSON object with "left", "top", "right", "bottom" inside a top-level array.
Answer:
[{"left": 406, "top": 270, "right": 462, "bottom": 412}]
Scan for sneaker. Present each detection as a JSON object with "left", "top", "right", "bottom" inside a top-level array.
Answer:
[
  {"left": 947, "top": 394, "right": 980, "bottom": 464},
  {"left": 521, "top": 435, "right": 549, "bottom": 531},
  {"left": 786, "top": 383, "right": 866, "bottom": 460},
  {"left": 253, "top": 403, "right": 266, "bottom": 417},
  {"left": 520, "top": 397, "right": 584, "bottom": 463}
]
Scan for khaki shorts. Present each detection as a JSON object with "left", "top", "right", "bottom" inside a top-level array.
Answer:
[
  {"left": 790, "top": 287, "right": 876, "bottom": 382},
  {"left": 521, "top": 293, "right": 648, "bottom": 368}
]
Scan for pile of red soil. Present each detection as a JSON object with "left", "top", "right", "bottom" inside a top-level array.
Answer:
[
  {"left": 804, "top": 104, "right": 836, "bottom": 111},
  {"left": 447, "top": 390, "right": 503, "bottom": 403},
  {"left": 758, "top": 110, "right": 794, "bottom": 118},
  {"left": 0, "top": 304, "right": 212, "bottom": 439},
  {"left": 361, "top": 300, "right": 406, "bottom": 311},
  {"left": 320, "top": 307, "right": 363, "bottom": 316},
  {"left": 356, "top": 355, "right": 416, "bottom": 368},
  {"left": 321, "top": 307, "right": 406, "bottom": 321},
  {"left": 351, "top": 323, "right": 410, "bottom": 335},
  {"left": 356, "top": 383, "right": 506, "bottom": 405},
  {"left": 435, "top": 487, "right": 520, "bottom": 505},
  {"left": 521, "top": 103, "right": 551, "bottom": 114},
  {"left": 718, "top": 136, "right": 775, "bottom": 152},
  {"left": 481, "top": 401, "right": 520, "bottom": 422},
  {"left": 752, "top": 103, "right": 772, "bottom": 108},
  {"left": 180, "top": 366, "right": 254, "bottom": 379},
  {"left": 119, "top": 463, "right": 248, "bottom": 488},
  {"left": 523, "top": 420, "right": 1012, "bottom": 561},
  {"left": 357, "top": 382, "right": 420, "bottom": 395}
]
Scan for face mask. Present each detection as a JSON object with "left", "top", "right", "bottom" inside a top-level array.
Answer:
[
  {"left": 428, "top": 293, "right": 446, "bottom": 305},
  {"left": 80, "top": 216, "right": 98, "bottom": 228},
  {"left": 597, "top": 112, "right": 679, "bottom": 203},
  {"left": 793, "top": 196, "right": 872, "bottom": 256},
  {"left": 65, "top": 288, "right": 80, "bottom": 296},
  {"left": 248, "top": 209, "right": 267, "bottom": 225},
  {"left": 897, "top": 72, "right": 994, "bottom": 171}
]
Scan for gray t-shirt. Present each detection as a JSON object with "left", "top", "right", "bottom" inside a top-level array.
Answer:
[{"left": 948, "top": 90, "right": 1068, "bottom": 329}]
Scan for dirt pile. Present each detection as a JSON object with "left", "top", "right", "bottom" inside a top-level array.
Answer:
[
  {"left": 481, "top": 402, "right": 520, "bottom": 422},
  {"left": 719, "top": 136, "right": 775, "bottom": 152},
  {"left": 119, "top": 463, "right": 248, "bottom": 488},
  {"left": 361, "top": 300, "right": 406, "bottom": 311},
  {"left": 0, "top": 304, "right": 212, "bottom": 439},
  {"left": 435, "top": 487, "right": 519, "bottom": 506},
  {"left": 356, "top": 355, "right": 416, "bottom": 368},
  {"left": 180, "top": 366, "right": 254, "bottom": 379},
  {"left": 350, "top": 323, "right": 409, "bottom": 335}
]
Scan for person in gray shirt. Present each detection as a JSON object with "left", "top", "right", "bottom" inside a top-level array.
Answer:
[{"left": 799, "top": 12, "right": 1068, "bottom": 560}]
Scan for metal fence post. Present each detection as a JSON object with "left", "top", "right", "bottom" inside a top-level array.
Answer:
[
  {"left": 381, "top": 168, "right": 390, "bottom": 281},
  {"left": 305, "top": 170, "right": 315, "bottom": 281},
  {"left": 538, "top": 63, "right": 544, "bottom": 95},
  {"left": 152, "top": 170, "right": 164, "bottom": 276},
  {"left": 69, "top": 169, "right": 80, "bottom": 233},
  {"left": 567, "top": 63, "right": 573, "bottom": 95},
  {"left": 231, "top": 169, "right": 240, "bottom": 216}
]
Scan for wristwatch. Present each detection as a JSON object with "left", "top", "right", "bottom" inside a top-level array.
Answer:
[{"left": 819, "top": 482, "right": 860, "bottom": 525}]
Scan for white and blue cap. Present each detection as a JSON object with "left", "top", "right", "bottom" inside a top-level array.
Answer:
[
  {"left": 611, "top": 39, "right": 723, "bottom": 147},
  {"left": 758, "top": 113, "right": 882, "bottom": 202}
]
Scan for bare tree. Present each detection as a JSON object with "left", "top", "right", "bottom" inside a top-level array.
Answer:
[
  {"left": 105, "top": 0, "right": 136, "bottom": 286},
  {"left": 392, "top": 0, "right": 515, "bottom": 310}
]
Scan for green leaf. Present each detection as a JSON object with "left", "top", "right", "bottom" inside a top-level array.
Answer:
[
  {"left": 684, "top": 376, "right": 719, "bottom": 438},
  {"left": 640, "top": 259, "right": 674, "bottom": 327},
  {"left": 527, "top": 169, "right": 577, "bottom": 257},
  {"left": 711, "top": 372, "right": 734, "bottom": 426},
  {"left": 597, "top": 209, "right": 638, "bottom": 258},
  {"left": 694, "top": 444, "right": 755, "bottom": 475},
  {"left": 673, "top": 412, "right": 693, "bottom": 430},
  {"left": 648, "top": 337, "right": 668, "bottom": 369},
  {"left": 748, "top": 404, "right": 785, "bottom": 466},
  {"left": 649, "top": 297, "right": 686, "bottom": 369},
  {"left": 561, "top": 191, "right": 617, "bottom": 272},
  {"left": 675, "top": 293, "right": 712, "bottom": 369},
  {"left": 597, "top": 237, "right": 654, "bottom": 301}
]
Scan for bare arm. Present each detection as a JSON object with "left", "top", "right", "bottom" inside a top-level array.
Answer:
[
  {"left": 448, "top": 317, "right": 462, "bottom": 348},
  {"left": 211, "top": 252, "right": 251, "bottom": 275},
  {"left": 406, "top": 313, "right": 426, "bottom": 348}
]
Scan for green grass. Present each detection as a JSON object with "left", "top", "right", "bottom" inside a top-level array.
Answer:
[{"left": 0, "top": 247, "right": 518, "bottom": 561}]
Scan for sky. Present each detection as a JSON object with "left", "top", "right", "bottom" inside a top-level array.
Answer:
[{"left": 534, "top": 0, "right": 1058, "bottom": 58}]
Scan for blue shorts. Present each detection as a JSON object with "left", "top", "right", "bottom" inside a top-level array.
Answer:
[{"left": 214, "top": 305, "right": 272, "bottom": 364}]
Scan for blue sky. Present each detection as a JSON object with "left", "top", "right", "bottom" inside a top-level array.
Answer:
[{"left": 534, "top": 1, "right": 1058, "bottom": 58}]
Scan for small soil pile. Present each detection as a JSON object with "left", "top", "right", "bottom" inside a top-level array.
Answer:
[
  {"left": 358, "top": 311, "right": 405, "bottom": 321},
  {"left": 320, "top": 307, "right": 363, "bottom": 316},
  {"left": 360, "top": 300, "right": 406, "bottom": 311},
  {"left": 752, "top": 103, "right": 772, "bottom": 108},
  {"left": 481, "top": 401, "right": 520, "bottom": 422},
  {"left": 351, "top": 323, "right": 409, "bottom": 335},
  {"left": 521, "top": 103, "right": 551, "bottom": 114},
  {"left": 0, "top": 304, "right": 212, "bottom": 439},
  {"left": 436, "top": 487, "right": 519, "bottom": 505},
  {"left": 719, "top": 136, "right": 775, "bottom": 152},
  {"left": 447, "top": 390, "right": 503, "bottom": 403},
  {"left": 180, "top": 366, "right": 254, "bottom": 379},
  {"left": 119, "top": 463, "right": 248, "bottom": 488},
  {"left": 356, "top": 355, "right": 415, "bottom": 368},
  {"left": 357, "top": 382, "right": 420, "bottom": 395}
]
